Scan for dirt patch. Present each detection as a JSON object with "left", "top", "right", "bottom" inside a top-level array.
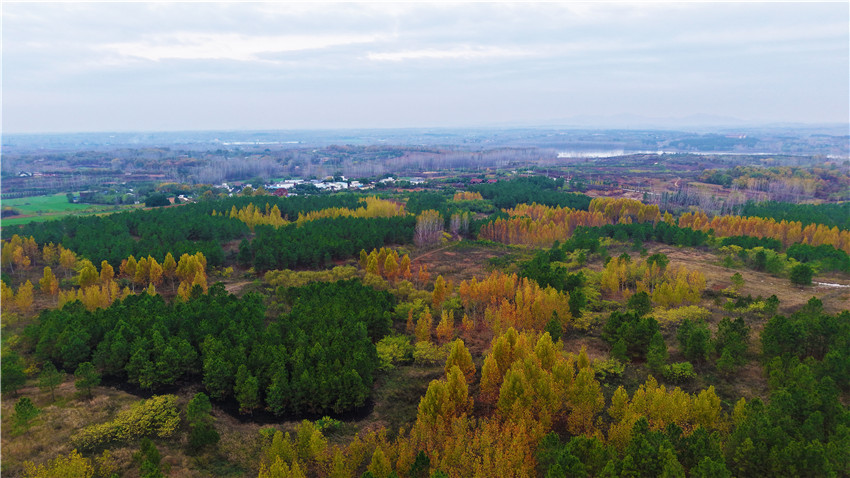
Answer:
[
  {"left": 223, "top": 280, "right": 253, "bottom": 295},
  {"left": 410, "top": 242, "right": 526, "bottom": 286},
  {"left": 561, "top": 335, "right": 610, "bottom": 361}
]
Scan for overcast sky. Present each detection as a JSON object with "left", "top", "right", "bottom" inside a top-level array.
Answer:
[{"left": 3, "top": 2, "right": 848, "bottom": 133}]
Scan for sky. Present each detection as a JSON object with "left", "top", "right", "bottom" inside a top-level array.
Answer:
[{"left": 2, "top": 2, "right": 849, "bottom": 133}]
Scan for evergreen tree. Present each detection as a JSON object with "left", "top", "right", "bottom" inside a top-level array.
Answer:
[
  {"left": 234, "top": 364, "right": 260, "bottom": 414},
  {"left": 790, "top": 263, "right": 813, "bottom": 286},
  {"left": 187, "top": 392, "right": 220, "bottom": 451},
  {"left": 646, "top": 332, "right": 668, "bottom": 373},
  {"left": 38, "top": 361, "right": 63, "bottom": 402},
  {"left": 74, "top": 361, "right": 101, "bottom": 399},
  {"left": 2, "top": 349, "right": 27, "bottom": 395}
]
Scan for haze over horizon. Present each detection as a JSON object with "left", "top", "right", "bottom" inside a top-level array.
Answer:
[{"left": 3, "top": 2, "right": 848, "bottom": 134}]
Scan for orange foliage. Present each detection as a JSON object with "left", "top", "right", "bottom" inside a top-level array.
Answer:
[
  {"left": 600, "top": 256, "right": 705, "bottom": 306},
  {"left": 453, "top": 191, "right": 484, "bottom": 201},
  {"left": 459, "top": 270, "right": 572, "bottom": 334},
  {"left": 680, "top": 210, "right": 850, "bottom": 253},
  {"left": 606, "top": 376, "right": 726, "bottom": 451},
  {"left": 479, "top": 199, "right": 661, "bottom": 246}
]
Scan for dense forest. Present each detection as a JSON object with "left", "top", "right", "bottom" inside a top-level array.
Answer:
[{"left": 2, "top": 176, "right": 849, "bottom": 478}]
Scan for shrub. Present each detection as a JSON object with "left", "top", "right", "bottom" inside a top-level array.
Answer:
[
  {"left": 72, "top": 395, "right": 180, "bottom": 450},
  {"left": 376, "top": 335, "right": 414, "bottom": 370},
  {"left": 592, "top": 358, "right": 625, "bottom": 380},
  {"left": 413, "top": 342, "right": 446, "bottom": 366},
  {"left": 651, "top": 306, "right": 712, "bottom": 326},
  {"left": 663, "top": 362, "right": 696, "bottom": 383}
]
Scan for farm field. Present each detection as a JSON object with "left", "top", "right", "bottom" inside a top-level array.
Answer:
[{"left": 1, "top": 194, "right": 141, "bottom": 226}]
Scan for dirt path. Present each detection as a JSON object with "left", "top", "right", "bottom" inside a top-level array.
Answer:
[
  {"left": 411, "top": 244, "right": 453, "bottom": 263},
  {"left": 224, "top": 280, "right": 253, "bottom": 295}
]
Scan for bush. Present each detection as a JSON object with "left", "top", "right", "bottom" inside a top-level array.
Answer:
[
  {"left": 72, "top": 395, "right": 180, "bottom": 450},
  {"left": 376, "top": 335, "right": 414, "bottom": 370},
  {"left": 592, "top": 358, "right": 625, "bottom": 380},
  {"left": 413, "top": 342, "right": 447, "bottom": 366},
  {"left": 651, "top": 306, "right": 712, "bottom": 326},
  {"left": 663, "top": 362, "right": 696, "bottom": 383}
]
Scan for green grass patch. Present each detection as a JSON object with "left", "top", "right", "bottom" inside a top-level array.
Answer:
[{"left": 1, "top": 194, "right": 140, "bottom": 226}]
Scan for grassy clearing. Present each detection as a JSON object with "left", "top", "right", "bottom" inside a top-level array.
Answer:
[
  {"left": 1, "top": 194, "right": 141, "bottom": 227},
  {"left": 369, "top": 365, "right": 442, "bottom": 437}
]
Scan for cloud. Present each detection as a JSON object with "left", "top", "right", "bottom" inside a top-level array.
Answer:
[
  {"left": 100, "top": 32, "right": 386, "bottom": 62},
  {"left": 366, "top": 45, "right": 536, "bottom": 62}
]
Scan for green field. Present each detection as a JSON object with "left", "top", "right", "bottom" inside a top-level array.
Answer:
[{"left": 1, "top": 193, "right": 140, "bottom": 227}]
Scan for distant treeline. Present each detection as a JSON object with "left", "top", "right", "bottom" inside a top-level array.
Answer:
[
  {"left": 11, "top": 194, "right": 380, "bottom": 268},
  {"left": 741, "top": 201, "right": 850, "bottom": 230},
  {"left": 560, "top": 222, "right": 709, "bottom": 252},
  {"left": 470, "top": 176, "right": 591, "bottom": 210},
  {"left": 241, "top": 216, "right": 415, "bottom": 271}
]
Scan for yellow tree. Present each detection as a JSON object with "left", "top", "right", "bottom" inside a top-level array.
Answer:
[
  {"left": 432, "top": 275, "right": 447, "bottom": 309},
  {"left": 162, "top": 252, "right": 177, "bottom": 288},
  {"left": 435, "top": 310, "right": 454, "bottom": 344},
  {"left": 479, "top": 353, "right": 503, "bottom": 409},
  {"left": 12, "top": 246, "right": 32, "bottom": 276},
  {"left": 384, "top": 253, "right": 399, "bottom": 283},
  {"left": 1, "top": 280, "right": 14, "bottom": 305},
  {"left": 77, "top": 260, "right": 99, "bottom": 289},
  {"left": 134, "top": 257, "right": 149, "bottom": 289},
  {"left": 400, "top": 254, "right": 412, "bottom": 280},
  {"left": 415, "top": 310, "right": 433, "bottom": 343},
  {"left": 99, "top": 261, "right": 114, "bottom": 285},
  {"left": 366, "top": 255, "right": 379, "bottom": 276},
  {"left": 39, "top": 266, "right": 59, "bottom": 297},
  {"left": 120, "top": 256, "right": 137, "bottom": 287},
  {"left": 444, "top": 339, "right": 475, "bottom": 384},
  {"left": 148, "top": 258, "right": 163, "bottom": 287},
  {"left": 15, "top": 280, "right": 34, "bottom": 313},
  {"left": 192, "top": 269, "right": 208, "bottom": 293},
  {"left": 42, "top": 243, "right": 59, "bottom": 266},
  {"left": 59, "top": 248, "right": 77, "bottom": 279},
  {"left": 566, "top": 367, "right": 604, "bottom": 436},
  {"left": 22, "top": 449, "right": 94, "bottom": 478}
]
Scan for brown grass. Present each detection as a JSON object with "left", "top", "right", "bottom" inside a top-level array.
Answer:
[{"left": 411, "top": 241, "right": 528, "bottom": 287}]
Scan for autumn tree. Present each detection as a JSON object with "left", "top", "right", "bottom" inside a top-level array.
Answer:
[
  {"left": 100, "top": 260, "right": 114, "bottom": 285},
  {"left": 444, "top": 339, "right": 475, "bottom": 384},
  {"left": 432, "top": 275, "right": 448, "bottom": 309},
  {"left": 384, "top": 253, "right": 399, "bottom": 283},
  {"left": 435, "top": 309, "right": 455, "bottom": 344},
  {"left": 121, "top": 256, "right": 137, "bottom": 290},
  {"left": 415, "top": 310, "right": 433, "bottom": 343},
  {"left": 39, "top": 266, "right": 59, "bottom": 297},
  {"left": 1, "top": 280, "right": 14, "bottom": 306},
  {"left": 15, "top": 280, "right": 34, "bottom": 313},
  {"left": 162, "top": 252, "right": 177, "bottom": 289}
]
